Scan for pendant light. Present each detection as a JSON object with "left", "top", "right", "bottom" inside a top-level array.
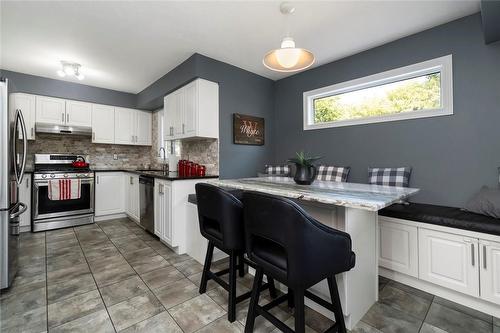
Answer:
[{"left": 263, "top": 2, "right": 314, "bottom": 72}]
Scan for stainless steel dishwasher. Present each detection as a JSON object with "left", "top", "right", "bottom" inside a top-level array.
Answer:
[{"left": 139, "top": 176, "right": 154, "bottom": 233}]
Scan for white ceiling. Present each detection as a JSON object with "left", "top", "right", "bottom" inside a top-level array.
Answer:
[{"left": 0, "top": 1, "right": 479, "bottom": 94}]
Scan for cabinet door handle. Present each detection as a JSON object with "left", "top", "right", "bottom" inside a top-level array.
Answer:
[
  {"left": 96, "top": 176, "right": 99, "bottom": 184},
  {"left": 471, "top": 243, "right": 475, "bottom": 266},
  {"left": 483, "top": 245, "right": 487, "bottom": 269},
  {"left": 31, "top": 127, "right": 34, "bottom": 137},
  {"left": 67, "top": 113, "right": 69, "bottom": 123},
  {"left": 131, "top": 135, "right": 134, "bottom": 143},
  {"left": 92, "top": 132, "right": 95, "bottom": 140},
  {"left": 130, "top": 176, "right": 133, "bottom": 185},
  {"left": 62, "top": 113, "right": 65, "bottom": 123},
  {"left": 182, "top": 123, "right": 185, "bottom": 134},
  {"left": 26, "top": 178, "right": 29, "bottom": 188}
]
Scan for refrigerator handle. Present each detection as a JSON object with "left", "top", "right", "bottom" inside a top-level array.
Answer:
[
  {"left": 9, "top": 202, "right": 27, "bottom": 219},
  {"left": 13, "top": 109, "right": 28, "bottom": 185}
]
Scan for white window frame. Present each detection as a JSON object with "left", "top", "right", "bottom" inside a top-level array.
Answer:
[{"left": 303, "top": 55, "right": 453, "bottom": 130}]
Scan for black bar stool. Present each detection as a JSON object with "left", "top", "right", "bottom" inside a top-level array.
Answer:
[
  {"left": 195, "top": 183, "right": 277, "bottom": 322},
  {"left": 242, "top": 191, "right": 356, "bottom": 333}
]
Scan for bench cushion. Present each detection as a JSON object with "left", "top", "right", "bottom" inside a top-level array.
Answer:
[{"left": 380, "top": 203, "right": 500, "bottom": 236}]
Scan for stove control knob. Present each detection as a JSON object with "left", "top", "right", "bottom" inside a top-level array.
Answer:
[
  {"left": 64, "top": 174, "right": 68, "bottom": 178},
  {"left": 41, "top": 174, "right": 47, "bottom": 179},
  {"left": 50, "top": 174, "right": 55, "bottom": 178},
  {"left": 84, "top": 173, "right": 89, "bottom": 177}
]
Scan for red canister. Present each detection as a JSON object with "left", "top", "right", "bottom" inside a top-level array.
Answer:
[
  {"left": 191, "top": 163, "right": 199, "bottom": 177},
  {"left": 198, "top": 165, "right": 206, "bottom": 177}
]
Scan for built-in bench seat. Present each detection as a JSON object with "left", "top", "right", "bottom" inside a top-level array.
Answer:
[{"left": 380, "top": 203, "right": 500, "bottom": 236}]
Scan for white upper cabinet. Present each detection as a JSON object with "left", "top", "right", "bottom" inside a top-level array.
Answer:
[
  {"left": 136, "top": 110, "right": 152, "bottom": 146},
  {"left": 10, "top": 93, "right": 36, "bottom": 140},
  {"left": 163, "top": 78, "right": 219, "bottom": 140},
  {"left": 115, "top": 107, "right": 151, "bottom": 146},
  {"left": 114, "top": 107, "right": 135, "bottom": 145},
  {"left": 163, "top": 94, "right": 175, "bottom": 140},
  {"left": 479, "top": 239, "right": 500, "bottom": 305},
  {"left": 36, "top": 96, "right": 66, "bottom": 125},
  {"left": 92, "top": 104, "right": 115, "bottom": 144},
  {"left": 65, "top": 100, "right": 92, "bottom": 127}
]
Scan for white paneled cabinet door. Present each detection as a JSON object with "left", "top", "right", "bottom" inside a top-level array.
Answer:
[
  {"left": 480, "top": 240, "right": 500, "bottom": 305},
  {"left": 95, "top": 172, "right": 124, "bottom": 216},
  {"left": 419, "top": 228, "right": 479, "bottom": 296},
  {"left": 125, "top": 174, "right": 140, "bottom": 222},
  {"left": 173, "top": 89, "right": 184, "bottom": 137},
  {"left": 378, "top": 219, "right": 418, "bottom": 277},
  {"left": 136, "top": 110, "right": 152, "bottom": 146},
  {"left": 11, "top": 93, "right": 36, "bottom": 140},
  {"left": 114, "top": 107, "right": 134, "bottom": 144},
  {"left": 183, "top": 81, "right": 197, "bottom": 136},
  {"left": 36, "top": 96, "right": 66, "bottom": 125},
  {"left": 18, "top": 175, "right": 31, "bottom": 229},
  {"left": 161, "top": 182, "right": 172, "bottom": 244},
  {"left": 65, "top": 100, "right": 92, "bottom": 127},
  {"left": 154, "top": 181, "right": 163, "bottom": 238},
  {"left": 163, "top": 95, "right": 175, "bottom": 140},
  {"left": 92, "top": 104, "right": 115, "bottom": 144}
]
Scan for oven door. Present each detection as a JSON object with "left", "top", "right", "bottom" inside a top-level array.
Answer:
[{"left": 33, "top": 177, "right": 94, "bottom": 220}]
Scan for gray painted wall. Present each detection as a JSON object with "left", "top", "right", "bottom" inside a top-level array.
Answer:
[
  {"left": 194, "top": 54, "right": 275, "bottom": 179},
  {"left": 0, "top": 70, "right": 137, "bottom": 108},
  {"left": 273, "top": 13, "right": 500, "bottom": 207}
]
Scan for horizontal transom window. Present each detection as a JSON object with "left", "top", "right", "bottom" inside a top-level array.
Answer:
[{"left": 303, "top": 55, "right": 453, "bottom": 130}]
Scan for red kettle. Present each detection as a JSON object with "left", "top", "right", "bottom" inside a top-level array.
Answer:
[{"left": 72, "top": 156, "right": 89, "bottom": 168}]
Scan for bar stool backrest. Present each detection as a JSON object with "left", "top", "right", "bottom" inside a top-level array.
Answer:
[
  {"left": 242, "top": 191, "right": 356, "bottom": 288},
  {"left": 195, "top": 183, "right": 245, "bottom": 251}
]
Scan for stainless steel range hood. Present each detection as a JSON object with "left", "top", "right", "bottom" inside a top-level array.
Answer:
[{"left": 36, "top": 123, "right": 92, "bottom": 136}]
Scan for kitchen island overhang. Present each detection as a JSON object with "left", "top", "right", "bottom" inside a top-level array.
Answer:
[{"left": 207, "top": 177, "right": 419, "bottom": 330}]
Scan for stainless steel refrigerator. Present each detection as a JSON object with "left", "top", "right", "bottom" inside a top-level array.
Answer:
[{"left": 0, "top": 78, "right": 28, "bottom": 289}]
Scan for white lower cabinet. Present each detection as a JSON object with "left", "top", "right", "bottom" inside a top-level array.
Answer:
[
  {"left": 418, "top": 228, "right": 480, "bottom": 297},
  {"left": 479, "top": 240, "right": 500, "bottom": 305},
  {"left": 124, "top": 173, "right": 140, "bottom": 222},
  {"left": 154, "top": 180, "right": 172, "bottom": 244},
  {"left": 18, "top": 174, "right": 31, "bottom": 230},
  {"left": 154, "top": 179, "right": 208, "bottom": 253},
  {"left": 95, "top": 172, "right": 124, "bottom": 217},
  {"left": 378, "top": 218, "right": 418, "bottom": 277}
]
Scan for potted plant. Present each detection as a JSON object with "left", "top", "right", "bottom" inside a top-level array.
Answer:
[{"left": 288, "top": 151, "right": 322, "bottom": 185}]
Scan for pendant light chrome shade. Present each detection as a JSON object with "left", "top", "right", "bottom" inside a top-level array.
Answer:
[
  {"left": 263, "top": 37, "right": 314, "bottom": 72},
  {"left": 263, "top": 2, "right": 315, "bottom": 73}
]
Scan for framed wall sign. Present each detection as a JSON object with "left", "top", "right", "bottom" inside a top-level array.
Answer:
[{"left": 233, "top": 113, "right": 265, "bottom": 145}]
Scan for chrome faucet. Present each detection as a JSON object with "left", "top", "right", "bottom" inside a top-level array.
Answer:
[{"left": 158, "top": 147, "right": 168, "bottom": 173}]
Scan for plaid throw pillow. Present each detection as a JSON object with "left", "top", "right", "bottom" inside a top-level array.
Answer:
[
  {"left": 368, "top": 167, "right": 411, "bottom": 187},
  {"left": 316, "top": 166, "right": 350, "bottom": 182},
  {"left": 265, "top": 165, "right": 290, "bottom": 176}
]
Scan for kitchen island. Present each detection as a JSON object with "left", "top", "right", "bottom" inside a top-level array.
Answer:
[{"left": 208, "top": 176, "right": 419, "bottom": 330}]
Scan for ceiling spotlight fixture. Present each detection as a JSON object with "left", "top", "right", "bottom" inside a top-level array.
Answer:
[
  {"left": 263, "top": 2, "right": 315, "bottom": 73},
  {"left": 57, "top": 61, "right": 84, "bottom": 80}
]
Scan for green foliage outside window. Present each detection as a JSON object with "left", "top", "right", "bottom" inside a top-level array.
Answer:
[{"left": 313, "top": 73, "right": 441, "bottom": 124}]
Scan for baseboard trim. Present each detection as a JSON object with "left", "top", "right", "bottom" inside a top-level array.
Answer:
[
  {"left": 379, "top": 267, "right": 499, "bottom": 317},
  {"left": 94, "top": 213, "right": 128, "bottom": 222}
]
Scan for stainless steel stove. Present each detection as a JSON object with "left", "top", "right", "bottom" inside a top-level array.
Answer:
[{"left": 32, "top": 154, "right": 94, "bottom": 232}]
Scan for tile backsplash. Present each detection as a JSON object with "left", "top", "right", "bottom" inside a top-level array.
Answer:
[
  {"left": 27, "top": 133, "right": 154, "bottom": 170},
  {"left": 27, "top": 110, "right": 220, "bottom": 174}
]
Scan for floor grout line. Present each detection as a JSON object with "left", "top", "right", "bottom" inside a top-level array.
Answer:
[
  {"left": 44, "top": 231, "right": 49, "bottom": 332},
  {"left": 74, "top": 224, "right": 119, "bottom": 333}
]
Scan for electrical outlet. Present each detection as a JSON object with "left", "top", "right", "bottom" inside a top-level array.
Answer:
[{"left": 113, "top": 154, "right": 118, "bottom": 160}]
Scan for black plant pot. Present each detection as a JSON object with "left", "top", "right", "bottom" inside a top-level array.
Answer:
[{"left": 293, "top": 164, "right": 317, "bottom": 185}]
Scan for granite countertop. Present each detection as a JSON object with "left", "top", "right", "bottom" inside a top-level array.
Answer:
[
  {"left": 208, "top": 177, "right": 419, "bottom": 211},
  {"left": 92, "top": 168, "right": 219, "bottom": 181}
]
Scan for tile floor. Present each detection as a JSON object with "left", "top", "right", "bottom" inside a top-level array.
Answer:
[{"left": 0, "top": 217, "right": 498, "bottom": 333}]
